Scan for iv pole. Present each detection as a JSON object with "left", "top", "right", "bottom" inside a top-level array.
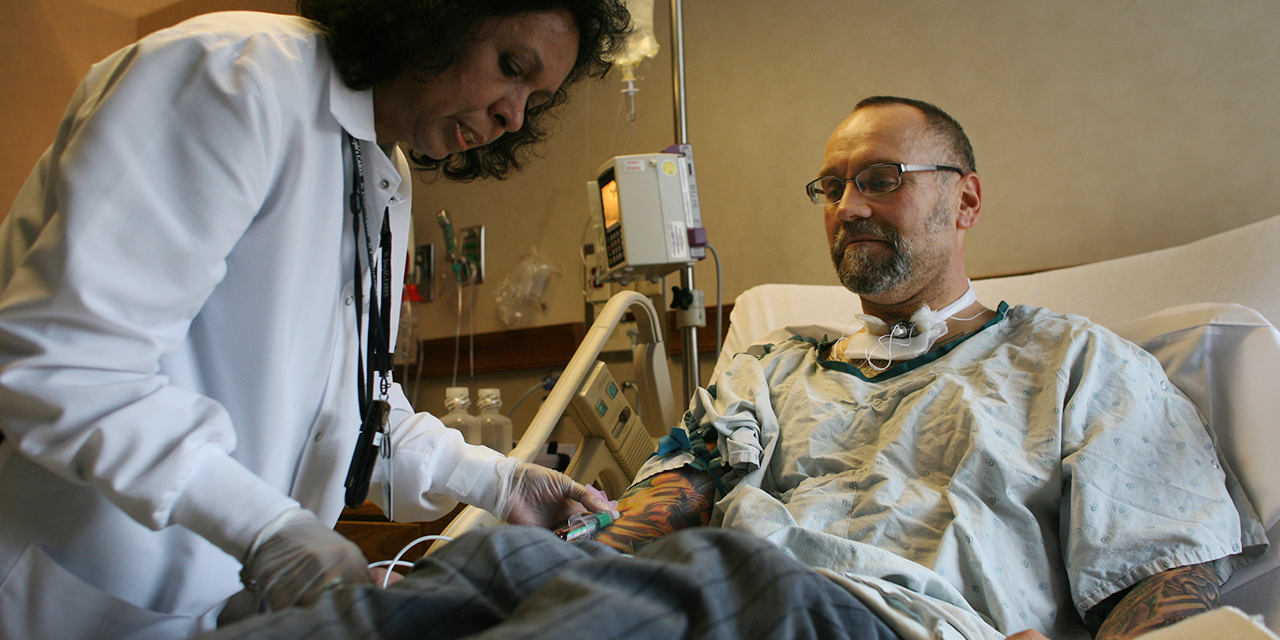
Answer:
[{"left": 668, "top": 0, "right": 704, "bottom": 401}]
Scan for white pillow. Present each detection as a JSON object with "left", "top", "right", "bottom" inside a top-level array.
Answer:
[{"left": 1109, "top": 303, "right": 1280, "bottom": 592}]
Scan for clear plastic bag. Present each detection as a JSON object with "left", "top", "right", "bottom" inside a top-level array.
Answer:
[{"left": 494, "top": 247, "right": 562, "bottom": 328}]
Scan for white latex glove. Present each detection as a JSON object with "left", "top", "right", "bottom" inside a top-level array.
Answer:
[
  {"left": 492, "top": 459, "right": 615, "bottom": 528},
  {"left": 241, "top": 508, "right": 372, "bottom": 611}
]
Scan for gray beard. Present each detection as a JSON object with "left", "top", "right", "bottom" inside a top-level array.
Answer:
[{"left": 829, "top": 221, "right": 911, "bottom": 295}]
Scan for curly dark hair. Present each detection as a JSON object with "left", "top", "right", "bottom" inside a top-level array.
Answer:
[{"left": 297, "top": 0, "right": 630, "bottom": 181}]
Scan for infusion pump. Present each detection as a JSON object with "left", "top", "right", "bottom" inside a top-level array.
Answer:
[{"left": 586, "top": 148, "right": 706, "bottom": 285}]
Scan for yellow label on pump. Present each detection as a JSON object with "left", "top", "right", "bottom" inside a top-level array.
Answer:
[{"left": 662, "top": 160, "right": 677, "bottom": 175}]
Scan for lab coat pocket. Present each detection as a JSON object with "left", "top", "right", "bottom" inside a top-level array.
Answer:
[{"left": 0, "top": 544, "right": 196, "bottom": 640}]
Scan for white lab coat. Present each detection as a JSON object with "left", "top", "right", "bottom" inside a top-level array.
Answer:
[{"left": 0, "top": 13, "right": 505, "bottom": 639}]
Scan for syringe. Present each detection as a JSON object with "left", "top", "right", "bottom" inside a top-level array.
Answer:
[{"left": 554, "top": 510, "right": 620, "bottom": 542}]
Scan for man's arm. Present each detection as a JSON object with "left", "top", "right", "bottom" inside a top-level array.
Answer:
[
  {"left": 1091, "top": 563, "right": 1220, "bottom": 640},
  {"left": 1005, "top": 563, "right": 1220, "bottom": 640},
  {"left": 593, "top": 464, "right": 717, "bottom": 554}
]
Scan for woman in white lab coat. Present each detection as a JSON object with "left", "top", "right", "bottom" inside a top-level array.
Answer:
[{"left": 0, "top": 1, "right": 629, "bottom": 638}]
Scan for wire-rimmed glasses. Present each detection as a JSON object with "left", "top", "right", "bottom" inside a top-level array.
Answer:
[{"left": 806, "top": 163, "right": 963, "bottom": 205}]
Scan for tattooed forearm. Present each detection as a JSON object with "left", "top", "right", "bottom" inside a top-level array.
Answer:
[
  {"left": 1094, "top": 563, "right": 1220, "bottom": 640},
  {"left": 594, "top": 465, "right": 716, "bottom": 554}
]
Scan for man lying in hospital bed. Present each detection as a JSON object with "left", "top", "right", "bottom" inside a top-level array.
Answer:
[{"left": 203, "top": 97, "right": 1273, "bottom": 640}]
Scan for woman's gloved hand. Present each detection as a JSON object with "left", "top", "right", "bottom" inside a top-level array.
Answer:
[
  {"left": 492, "top": 459, "right": 615, "bottom": 528},
  {"left": 241, "top": 508, "right": 372, "bottom": 611}
]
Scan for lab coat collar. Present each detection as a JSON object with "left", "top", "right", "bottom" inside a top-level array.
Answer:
[
  {"left": 328, "top": 65, "right": 407, "bottom": 243},
  {"left": 328, "top": 64, "right": 377, "bottom": 144}
]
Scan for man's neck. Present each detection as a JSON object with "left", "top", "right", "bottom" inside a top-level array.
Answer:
[
  {"left": 853, "top": 275, "right": 996, "bottom": 356},
  {"left": 857, "top": 276, "right": 970, "bottom": 324}
]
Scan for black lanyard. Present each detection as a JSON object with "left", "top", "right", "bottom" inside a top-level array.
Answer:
[
  {"left": 350, "top": 137, "right": 393, "bottom": 413},
  {"left": 344, "top": 134, "right": 394, "bottom": 508}
]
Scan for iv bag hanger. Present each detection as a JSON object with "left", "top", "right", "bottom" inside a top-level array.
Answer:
[
  {"left": 667, "top": 0, "right": 703, "bottom": 400},
  {"left": 583, "top": 0, "right": 705, "bottom": 398}
]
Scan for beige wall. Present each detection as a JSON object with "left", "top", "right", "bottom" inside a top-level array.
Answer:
[
  {"left": 6, "top": 1, "right": 1280, "bottom": 420},
  {"left": 0, "top": 0, "right": 295, "bottom": 221},
  {"left": 407, "top": 0, "right": 1280, "bottom": 344}
]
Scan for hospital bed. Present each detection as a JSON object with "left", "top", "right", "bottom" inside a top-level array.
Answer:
[{"left": 438, "top": 213, "right": 1280, "bottom": 632}]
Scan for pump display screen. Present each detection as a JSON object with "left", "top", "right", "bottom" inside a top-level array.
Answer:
[
  {"left": 598, "top": 169, "right": 625, "bottom": 268},
  {"left": 600, "top": 175, "right": 620, "bottom": 229}
]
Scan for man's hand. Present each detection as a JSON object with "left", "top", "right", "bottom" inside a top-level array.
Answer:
[{"left": 594, "top": 465, "right": 716, "bottom": 553}]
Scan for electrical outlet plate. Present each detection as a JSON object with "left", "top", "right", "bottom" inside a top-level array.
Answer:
[{"left": 459, "top": 225, "right": 485, "bottom": 284}]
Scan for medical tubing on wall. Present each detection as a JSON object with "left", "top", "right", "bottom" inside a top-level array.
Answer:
[
  {"left": 470, "top": 278, "right": 477, "bottom": 387},
  {"left": 453, "top": 282, "right": 463, "bottom": 388}
]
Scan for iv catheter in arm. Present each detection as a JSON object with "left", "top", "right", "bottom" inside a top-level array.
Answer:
[{"left": 430, "top": 290, "right": 679, "bottom": 551}]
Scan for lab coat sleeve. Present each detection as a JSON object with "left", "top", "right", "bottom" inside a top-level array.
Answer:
[
  {"left": 374, "top": 382, "right": 507, "bottom": 522},
  {"left": 0, "top": 30, "right": 300, "bottom": 560}
]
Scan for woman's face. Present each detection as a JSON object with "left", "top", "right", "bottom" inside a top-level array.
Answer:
[{"left": 373, "top": 10, "right": 580, "bottom": 159}]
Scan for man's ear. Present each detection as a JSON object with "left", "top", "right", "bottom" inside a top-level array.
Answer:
[{"left": 955, "top": 172, "right": 982, "bottom": 230}]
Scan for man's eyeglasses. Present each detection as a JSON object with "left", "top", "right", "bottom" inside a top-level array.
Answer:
[{"left": 805, "top": 163, "right": 964, "bottom": 205}]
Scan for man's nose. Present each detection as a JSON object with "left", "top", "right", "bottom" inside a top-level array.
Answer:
[
  {"left": 490, "top": 92, "right": 527, "bottom": 134},
  {"left": 831, "top": 185, "right": 873, "bottom": 221}
]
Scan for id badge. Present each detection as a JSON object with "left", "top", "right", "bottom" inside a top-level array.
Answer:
[{"left": 343, "top": 399, "right": 391, "bottom": 508}]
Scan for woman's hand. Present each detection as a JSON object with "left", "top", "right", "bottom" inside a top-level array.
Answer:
[{"left": 494, "top": 461, "right": 614, "bottom": 528}]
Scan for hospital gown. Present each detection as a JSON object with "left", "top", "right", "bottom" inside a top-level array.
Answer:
[{"left": 639, "top": 303, "right": 1267, "bottom": 640}]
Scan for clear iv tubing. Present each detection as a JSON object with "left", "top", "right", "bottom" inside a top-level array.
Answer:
[
  {"left": 369, "top": 534, "right": 454, "bottom": 589},
  {"left": 705, "top": 243, "right": 723, "bottom": 361}
]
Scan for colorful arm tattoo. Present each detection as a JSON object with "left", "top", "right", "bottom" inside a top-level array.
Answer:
[
  {"left": 1093, "top": 563, "right": 1220, "bottom": 640},
  {"left": 593, "top": 464, "right": 717, "bottom": 554}
]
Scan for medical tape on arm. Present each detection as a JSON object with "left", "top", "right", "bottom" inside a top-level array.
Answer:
[{"left": 647, "top": 414, "right": 729, "bottom": 497}]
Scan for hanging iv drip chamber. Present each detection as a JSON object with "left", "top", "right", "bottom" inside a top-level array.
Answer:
[
  {"left": 621, "top": 65, "right": 640, "bottom": 125},
  {"left": 836, "top": 282, "right": 979, "bottom": 368},
  {"left": 610, "top": 0, "right": 659, "bottom": 124}
]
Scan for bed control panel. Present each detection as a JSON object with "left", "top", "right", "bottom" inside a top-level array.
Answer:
[{"left": 565, "top": 361, "right": 655, "bottom": 480}]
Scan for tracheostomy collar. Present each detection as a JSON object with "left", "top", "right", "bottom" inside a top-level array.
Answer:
[{"left": 836, "top": 282, "right": 978, "bottom": 370}]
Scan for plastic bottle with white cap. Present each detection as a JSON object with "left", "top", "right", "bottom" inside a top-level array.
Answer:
[
  {"left": 477, "top": 388, "right": 513, "bottom": 454},
  {"left": 440, "top": 387, "right": 482, "bottom": 445}
]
